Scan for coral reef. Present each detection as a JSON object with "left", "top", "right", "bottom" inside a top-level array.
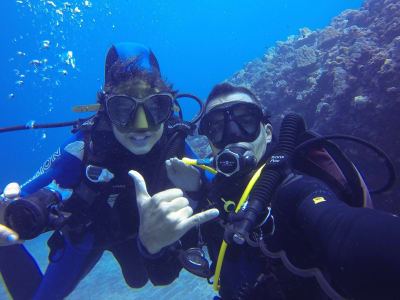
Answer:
[{"left": 192, "top": 0, "right": 400, "bottom": 213}]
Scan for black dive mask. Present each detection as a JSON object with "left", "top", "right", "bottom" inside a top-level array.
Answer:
[
  {"left": 105, "top": 93, "right": 174, "bottom": 128},
  {"left": 199, "top": 101, "right": 264, "bottom": 149},
  {"left": 215, "top": 145, "right": 257, "bottom": 177}
]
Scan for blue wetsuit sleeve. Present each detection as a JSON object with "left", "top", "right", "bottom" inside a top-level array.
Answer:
[
  {"left": 294, "top": 179, "right": 400, "bottom": 299},
  {"left": 20, "top": 131, "right": 85, "bottom": 196}
]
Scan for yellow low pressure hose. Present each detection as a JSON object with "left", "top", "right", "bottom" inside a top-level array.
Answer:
[
  {"left": 213, "top": 164, "right": 266, "bottom": 291},
  {"left": 181, "top": 157, "right": 218, "bottom": 175},
  {"left": 181, "top": 157, "right": 266, "bottom": 292}
]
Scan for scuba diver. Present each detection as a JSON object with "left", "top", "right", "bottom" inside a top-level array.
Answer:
[
  {"left": 178, "top": 82, "right": 400, "bottom": 299},
  {"left": 0, "top": 42, "right": 218, "bottom": 300}
]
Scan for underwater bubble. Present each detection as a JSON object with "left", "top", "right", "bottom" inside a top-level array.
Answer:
[
  {"left": 8, "top": 93, "right": 15, "bottom": 99},
  {"left": 17, "top": 51, "right": 26, "bottom": 56},
  {"left": 46, "top": 1, "right": 56, "bottom": 8},
  {"left": 42, "top": 40, "right": 51, "bottom": 49},
  {"left": 41, "top": 132, "right": 47, "bottom": 140},
  {"left": 29, "top": 59, "right": 43, "bottom": 66},
  {"left": 84, "top": 1, "right": 92, "bottom": 8},
  {"left": 15, "top": 80, "right": 24, "bottom": 86}
]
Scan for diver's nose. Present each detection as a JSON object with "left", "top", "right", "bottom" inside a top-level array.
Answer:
[{"left": 132, "top": 105, "right": 149, "bottom": 130}]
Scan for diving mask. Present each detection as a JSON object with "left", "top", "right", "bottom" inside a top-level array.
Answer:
[
  {"left": 199, "top": 101, "right": 264, "bottom": 149},
  {"left": 105, "top": 93, "right": 174, "bottom": 128}
]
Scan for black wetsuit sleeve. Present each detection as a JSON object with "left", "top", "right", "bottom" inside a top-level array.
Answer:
[
  {"left": 142, "top": 227, "right": 198, "bottom": 286},
  {"left": 294, "top": 178, "right": 400, "bottom": 299}
]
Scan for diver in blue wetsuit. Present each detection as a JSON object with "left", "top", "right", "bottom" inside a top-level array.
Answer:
[{"left": 0, "top": 42, "right": 218, "bottom": 300}]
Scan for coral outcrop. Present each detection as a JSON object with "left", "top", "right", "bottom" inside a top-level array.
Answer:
[{"left": 191, "top": 0, "right": 400, "bottom": 213}]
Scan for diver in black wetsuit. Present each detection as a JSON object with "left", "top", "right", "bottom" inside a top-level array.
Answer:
[{"left": 194, "top": 82, "right": 400, "bottom": 300}]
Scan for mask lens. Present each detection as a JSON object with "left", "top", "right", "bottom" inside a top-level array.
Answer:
[
  {"left": 204, "top": 110, "right": 225, "bottom": 145},
  {"left": 232, "top": 104, "right": 261, "bottom": 136},
  {"left": 106, "top": 96, "right": 136, "bottom": 127},
  {"left": 143, "top": 94, "right": 173, "bottom": 124},
  {"left": 200, "top": 102, "right": 263, "bottom": 148}
]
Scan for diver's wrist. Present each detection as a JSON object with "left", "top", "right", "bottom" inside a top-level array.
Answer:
[{"left": 137, "top": 236, "right": 165, "bottom": 259}]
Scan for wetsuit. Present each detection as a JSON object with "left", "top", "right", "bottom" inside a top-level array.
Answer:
[
  {"left": 270, "top": 173, "right": 400, "bottom": 300},
  {"left": 1, "top": 116, "right": 197, "bottom": 300},
  {"left": 202, "top": 169, "right": 328, "bottom": 300},
  {"left": 202, "top": 150, "right": 400, "bottom": 300}
]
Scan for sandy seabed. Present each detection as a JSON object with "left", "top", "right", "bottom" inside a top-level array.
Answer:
[{"left": 0, "top": 233, "right": 216, "bottom": 300}]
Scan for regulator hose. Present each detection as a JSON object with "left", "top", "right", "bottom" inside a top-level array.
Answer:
[{"left": 232, "top": 114, "right": 305, "bottom": 244}]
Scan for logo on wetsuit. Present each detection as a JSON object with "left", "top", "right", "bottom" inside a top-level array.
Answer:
[{"left": 313, "top": 196, "right": 326, "bottom": 204}]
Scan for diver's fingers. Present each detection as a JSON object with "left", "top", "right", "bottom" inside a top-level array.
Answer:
[
  {"left": 171, "top": 206, "right": 194, "bottom": 222},
  {"left": 129, "top": 170, "right": 151, "bottom": 209},
  {"left": 161, "top": 197, "right": 189, "bottom": 213},
  {"left": 152, "top": 188, "right": 184, "bottom": 206},
  {"left": 0, "top": 224, "right": 19, "bottom": 246},
  {"left": 166, "top": 157, "right": 180, "bottom": 173},
  {"left": 179, "top": 208, "right": 219, "bottom": 233},
  {"left": 166, "top": 157, "right": 190, "bottom": 172}
]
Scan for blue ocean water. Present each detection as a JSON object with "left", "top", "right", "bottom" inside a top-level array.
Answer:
[{"left": 0, "top": 0, "right": 363, "bottom": 299}]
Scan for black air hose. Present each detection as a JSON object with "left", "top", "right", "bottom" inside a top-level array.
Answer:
[{"left": 232, "top": 114, "right": 305, "bottom": 244}]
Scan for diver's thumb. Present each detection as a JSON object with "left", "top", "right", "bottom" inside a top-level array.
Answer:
[{"left": 129, "top": 170, "right": 151, "bottom": 206}]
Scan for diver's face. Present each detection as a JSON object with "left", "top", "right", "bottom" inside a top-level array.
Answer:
[
  {"left": 110, "top": 79, "right": 164, "bottom": 155},
  {"left": 206, "top": 92, "right": 272, "bottom": 163}
]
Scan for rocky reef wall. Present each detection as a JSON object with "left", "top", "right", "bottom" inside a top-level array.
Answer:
[{"left": 191, "top": 0, "right": 400, "bottom": 213}]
